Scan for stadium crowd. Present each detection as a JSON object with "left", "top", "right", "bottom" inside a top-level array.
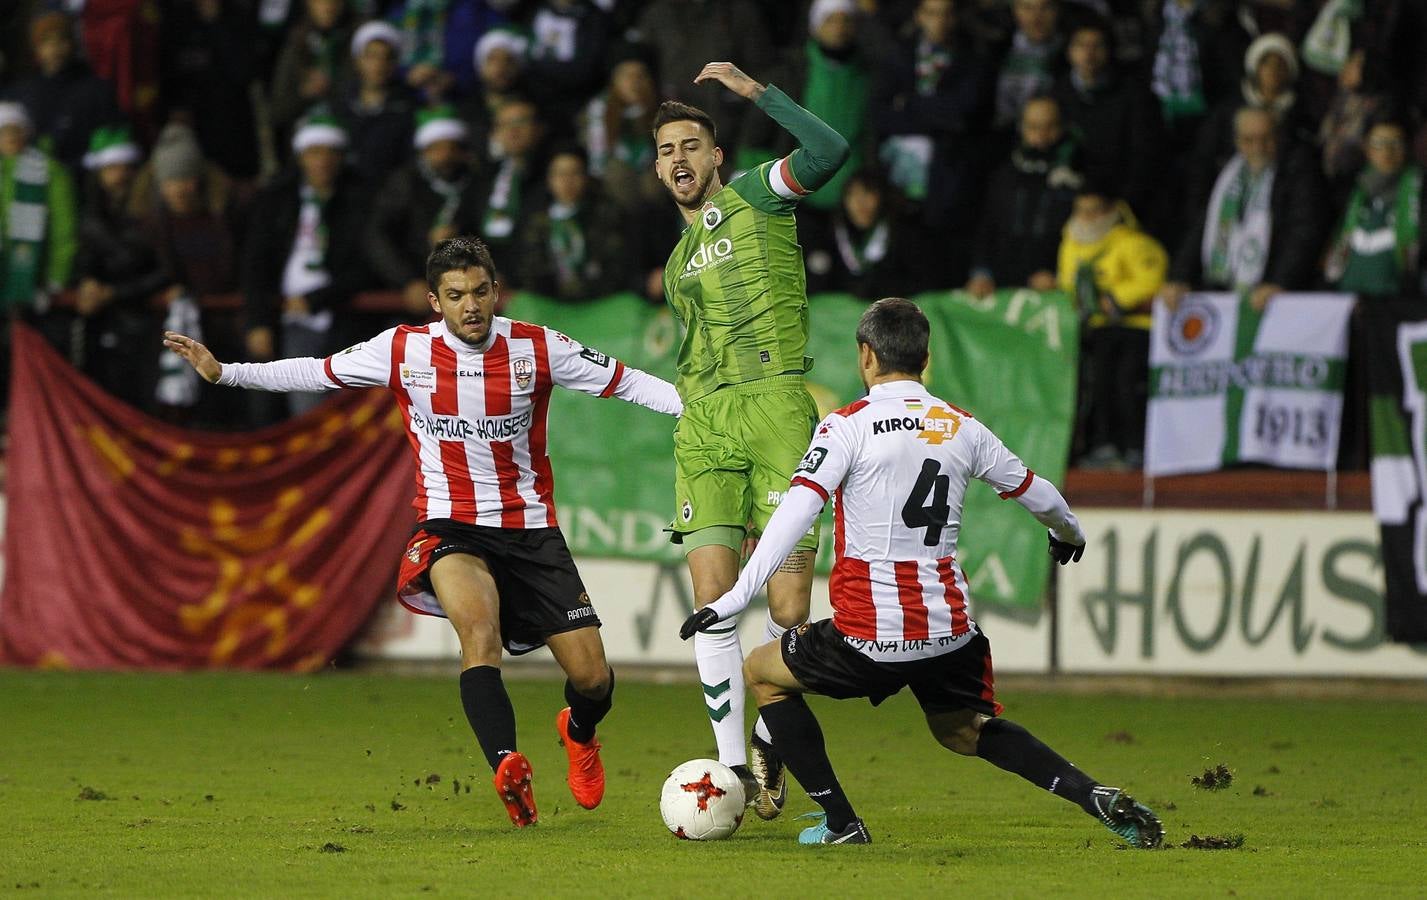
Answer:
[{"left": 0, "top": 0, "right": 1421, "bottom": 467}]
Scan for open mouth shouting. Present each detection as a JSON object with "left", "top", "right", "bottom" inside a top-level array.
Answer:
[{"left": 672, "top": 167, "right": 696, "bottom": 191}]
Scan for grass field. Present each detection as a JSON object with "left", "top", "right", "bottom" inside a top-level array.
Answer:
[{"left": 1, "top": 669, "right": 1422, "bottom": 898}]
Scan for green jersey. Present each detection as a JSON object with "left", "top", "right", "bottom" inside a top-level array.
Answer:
[{"left": 662, "top": 85, "right": 850, "bottom": 403}]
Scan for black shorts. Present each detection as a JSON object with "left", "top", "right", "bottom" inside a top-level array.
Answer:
[
  {"left": 781, "top": 620, "right": 1003, "bottom": 716},
  {"left": 401, "top": 519, "right": 600, "bottom": 655}
]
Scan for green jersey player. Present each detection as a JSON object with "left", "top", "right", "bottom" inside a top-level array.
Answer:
[{"left": 652, "top": 61, "right": 849, "bottom": 819}]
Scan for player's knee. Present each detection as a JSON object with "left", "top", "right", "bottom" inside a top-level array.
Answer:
[
  {"left": 569, "top": 666, "right": 610, "bottom": 699},
  {"left": 742, "top": 653, "right": 770, "bottom": 695},
  {"left": 454, "top": 621, "right": 502, "bottom": 665},
  {"left": 928, "top": 710, "right": 985, "bottom": 756},
  {"left": 743, "top": 649, "right": 782, "bottom": 706},
  {"left": 765, "top": 597, "right": 806, "bottom": 630},
  {"left": 939, "top": 724, "right": 981, "bottom": 756}
]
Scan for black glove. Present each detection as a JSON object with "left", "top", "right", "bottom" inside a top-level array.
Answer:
[
  {"left": 1048, "top": 534, "right": 1085, "bottom": 565},
  {"left": 679, "top": 607, "right": 720, "bottom": 641}
]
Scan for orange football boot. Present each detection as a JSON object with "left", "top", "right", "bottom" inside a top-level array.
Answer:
[
  {"left": 492, "top": 751, "right": 537, "bottom": 827},
  {"left": 556, "top": 707, "right": 605, "bottom": 809}
]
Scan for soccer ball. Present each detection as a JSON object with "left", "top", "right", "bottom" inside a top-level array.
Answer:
[{"left": 659, "top": 758, "right": 746, "bottom": 840}]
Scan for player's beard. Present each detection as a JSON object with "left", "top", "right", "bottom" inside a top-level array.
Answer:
[
  {"left": 450, "top": 313, "right": 490, "bottom": 346},
  {"left": 668, "top": 166, "right": 714, "bottom": 209}
]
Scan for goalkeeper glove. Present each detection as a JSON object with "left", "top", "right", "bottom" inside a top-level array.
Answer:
[
  {"left": 1048, "top": 533, "right": 1085, "bottom": 565},
  {"left": 679, "top": 607, "right": 721, "bottom": 640}
]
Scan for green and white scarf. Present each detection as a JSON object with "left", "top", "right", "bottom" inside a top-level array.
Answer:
[
  {"left": 833, "top": 219, "right": 888, "bottom": 276},
  {"left": 1328, "top": 166, "right": 1422, "bottom": 294},
  {"left": 582, "top": 93, "right": 652, "bottom": 176},
  {"left": 547, "top": 202, "right": 586, "bottom": 290},
  {"left": 1152, "top": 0, "right": 1207, "bottom": 122},
  {"left": 483, "top": 159, "right": 523, "bottom": 239},
  {"left": 402, "top": 0, "right": 449, "bottom": 68},
  {"left": 419, "top": 157, "right": 468, "bottom": 229},
  {"left": 914, "top": 38, "right": 951, "bottom": 97},
  {"left": 995, "top": 31, "right": 1061, "bottom": 129},
  {"left": 1, "top": 148, "right": 51, "bottom": 310},
  {"left": 1202, "top": 154, "right": 1275, "bottom": 289},
  {"left": 1302, "top": 0, "right": 1362, "bottom": 76}
]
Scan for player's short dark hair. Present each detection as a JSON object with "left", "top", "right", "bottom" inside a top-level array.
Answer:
[
  {"left": 652, "top": 101, "right": 717, "bottom": 144},
  {"left": 857, "top": 298, "right": 930, "bottom": 376},
  {"left": 427, "top": 236, "right": 496, "bottom": 292}
]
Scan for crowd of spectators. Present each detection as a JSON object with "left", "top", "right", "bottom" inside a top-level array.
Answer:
[{"left": 2, "top": 0, "right": 1424, "bottom": 467}]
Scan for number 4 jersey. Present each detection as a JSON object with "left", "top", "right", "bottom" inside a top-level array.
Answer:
[{"left": 710, "top": 379, "right": 1084, "bottom": 661}]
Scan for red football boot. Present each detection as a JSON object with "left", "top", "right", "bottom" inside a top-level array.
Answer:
[
  {"left": 556, "top": 707, "right": 605, "bottom": 809},
  {"left": 492, "top": 751, "right": 537, "bottom": 828}
]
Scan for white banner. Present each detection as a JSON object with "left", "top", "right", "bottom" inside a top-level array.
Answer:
[
  {"left": 1059, "top": 509, "right": 1427, "bottom": 677},
  {"left": 1145, "top": 292, "right": 1354, "bottom": 476}
]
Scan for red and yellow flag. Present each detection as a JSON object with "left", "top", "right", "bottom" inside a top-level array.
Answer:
[{"left": 0, "top": 324, "right": 416, "bottom": 670}]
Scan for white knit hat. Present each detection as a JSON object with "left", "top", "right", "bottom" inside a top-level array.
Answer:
[
  {"left": 414, "top": 105, "right": 469, "bottom": 149},
  {"left": 1245, "top": 33, "right": 1299, "bottom": 82},
  {"left": 809, "top": 0, "right": 857, "bottom": 32},
  {"left": 473, "top": 26, "right": 529, "bottom": 73},
  {"left": 0, "top": 101, "right": 31, "bottom": 133},
  {"left": 350, "top": 20, "right": 403, "bottom": 59},
  {"left": 292, "top": 113, "right": 348, "bottom": 153}
]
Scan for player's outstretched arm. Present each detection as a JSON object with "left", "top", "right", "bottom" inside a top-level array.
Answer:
[
  {"left": 163, "top": 331, "right": 222, "bottom": 383},
  {"left": 545, "top": 330, "right": 683, "bottom": 416},
  {"left": 679, "top": 484, "right": 825, "bottom": 639},
  {"left": 164, "top": 329, "right": 343, "bottom": 393},
  {"left": 695, "top": 61, "right": 850, "bottom": 198},
  {"left": 609, "top": 367, "right": 683, "bottom": 417}
]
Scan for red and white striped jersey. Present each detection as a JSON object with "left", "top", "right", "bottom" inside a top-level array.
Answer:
[
  {"left": 790, "top": 380, "right": 1034, "bottom": 658},
  {"left": 320, "top": 316, "right": 677, "bottom": 528}
]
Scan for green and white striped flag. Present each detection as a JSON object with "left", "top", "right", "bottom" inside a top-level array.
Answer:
[
  {"left": 1145, "top": 292, "right": 1354, "bottom": 476},
  {"left": 1365, "top": 300, "right": 1427, "bottom": 642}
]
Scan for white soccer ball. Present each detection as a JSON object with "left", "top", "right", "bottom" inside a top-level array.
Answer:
[{"left": 659, "top": 758, "right": 746, "bottom": 840}]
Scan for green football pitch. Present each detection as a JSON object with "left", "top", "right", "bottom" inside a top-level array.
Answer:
[{"left": 1, "top": 670, "right": 1422, "bottom": 898}]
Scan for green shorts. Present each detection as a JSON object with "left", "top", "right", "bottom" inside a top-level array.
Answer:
[{"left": 670, "top": 375, "right": 820, "bottom": 553}]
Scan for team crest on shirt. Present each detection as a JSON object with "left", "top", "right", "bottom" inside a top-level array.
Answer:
[
  {"left": 513, "top": 357, "right": 534, "bottom": 390},
  {"left": 400, "top": 364, "right": 437, "bottom": 392},
  {"left": 701, "top": 203, "right": 722, "bottom": 230}
]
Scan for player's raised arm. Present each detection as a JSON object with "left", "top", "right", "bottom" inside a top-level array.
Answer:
[{"left": 694, "top": 61, "right": 850, "bottom": 198}]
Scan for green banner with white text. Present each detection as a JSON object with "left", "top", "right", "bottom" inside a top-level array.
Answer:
[{"left": 504, "top": 289, "right": 1079, "bottom": 615}]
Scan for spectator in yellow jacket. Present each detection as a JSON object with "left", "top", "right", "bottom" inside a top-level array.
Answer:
[{"left": 1057, "top": 182, "right": 1167, "bottom": 469}]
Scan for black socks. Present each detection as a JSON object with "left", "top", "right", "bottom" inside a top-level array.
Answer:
[
  {"left": 758, "top": 696, "right": 856, "bottom": 832},
  {"left": 460, "top": 665, "right": 518, "bottom": 771},
  {"left": 564, "top": 668, "right": 614, "bottom": 744},
  {"left": 976, "top": 717, "right": 1098, "bottom": 812}
]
